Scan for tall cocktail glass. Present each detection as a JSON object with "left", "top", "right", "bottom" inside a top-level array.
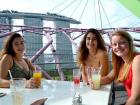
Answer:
[
  {"left": 33, "top": 69, "right": 42, "bottom": 88},
  {"left": 73, "top": 69, "right": 81, "bottom": 91},
  {"left": 91, "top": 68, "right": 101, "bottom": 90}
]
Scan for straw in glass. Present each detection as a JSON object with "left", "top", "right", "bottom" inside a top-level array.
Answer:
[
  {"left": 8, "top": 70, "right": 16, "bottom": 91},
  {"left": 98, "top": 65, "right": 102, "bottom": 74}
]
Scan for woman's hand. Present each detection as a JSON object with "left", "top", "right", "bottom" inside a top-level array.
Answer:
[
  {"left": 26, "top": 78, "right": 40, "bottom": 88},
  {"left": 89, "top": 78, "right": 101, "bottom": 90},
  {"left": 88, "top": 79, "right": 94, "bottom": 89}
]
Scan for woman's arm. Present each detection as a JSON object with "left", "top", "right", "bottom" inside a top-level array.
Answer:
[
  {"left": 126, "top": 55, "right": 140, "bottom": 105},
  {"left": 0, "top": 54, "right": 13, "bottom": 79},
  {"left": 0, "top": 79, "right": 10, "bottom": 88},
  {"left": 81, "top": 65, "right": 88, "bottom": 83},
  {"left": 99, "top": 51, "right": 109, "bottom": 76},
  {"left": 101, "top": 70, "right": 115, "bottom": 85}
]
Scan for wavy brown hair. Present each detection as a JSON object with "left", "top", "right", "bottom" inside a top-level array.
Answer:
[
  {"left": 77, "top": 28, "right": 106, "bottom": 66},
  {"left": 0, "top": 33, "right": 24, "bottom": 58}
]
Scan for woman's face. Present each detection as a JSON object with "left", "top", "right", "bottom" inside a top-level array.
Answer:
[
  {"left": 12, "top": 37, "right": 25, "bottom": 55},
  {"left": 111, "top": 35, "right": 129, "bottom": 59},
  {"left": 86, "top": 32, "right": 97, "bottom": 50}
]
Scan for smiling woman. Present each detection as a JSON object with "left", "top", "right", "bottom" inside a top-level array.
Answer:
[
  {"left": 101, "top": 30, "right": 140, "bottom": 105},
  {"left": 77, "top": 28, "right": 109, "bottom": 85},
  {"left": 0, "top": 33, "right": 41, "bottom": 88}
]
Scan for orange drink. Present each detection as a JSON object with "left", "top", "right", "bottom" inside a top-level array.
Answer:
[{"left": 33, "top": 70, "right": 42, "bottom": 87}]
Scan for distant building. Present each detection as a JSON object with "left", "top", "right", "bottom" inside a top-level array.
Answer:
[
  {"left": 0, "top": 16, "right": 12, "bottom": 49},
  {"left": 0, "top": 10, "right": 80, "bottom": 71}
]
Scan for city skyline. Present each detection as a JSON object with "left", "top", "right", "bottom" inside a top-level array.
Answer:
[
  {"left": 1, "top": 1, "right": 140, "bottom": 71},
  {"left": 0, "top": 0, "right": 140, "bottom": 29}
]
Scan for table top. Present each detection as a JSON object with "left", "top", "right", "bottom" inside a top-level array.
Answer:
[{"left": 0, "top": 80, "right": 111, "bottom": 105}]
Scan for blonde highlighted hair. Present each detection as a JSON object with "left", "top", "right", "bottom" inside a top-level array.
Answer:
[{"left": 111, "top": 30, "right": 135, "bottom": 82}]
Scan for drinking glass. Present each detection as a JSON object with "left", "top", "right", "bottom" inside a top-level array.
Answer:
[
  {"left": 33, "top": 69, "right": 42, "bottom": 88},
  {"left": 91, "top": 68, "right": 101, "bottom": 90},
  {"left": 12, "top": 92, "right": 24, "bottom": 105},
  {"left": 72, "top": 69, "right": 82, "bottom": 105},
  {"left": 10, "top": 78, "right": 26, "bottom": 105},
  {"left": 10, "top": 78, "right": 26, "bottom": 92},
  {"left": 73, "top": 69, "right": 81, "bottom": 90}
]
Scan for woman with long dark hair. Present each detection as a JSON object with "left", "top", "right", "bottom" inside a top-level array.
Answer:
[
  {"left": 77, "top": 28, "right": 109, "bottom": 84},
  {"left": 0, "top": 33, "right": 39, "bottom": 88}
]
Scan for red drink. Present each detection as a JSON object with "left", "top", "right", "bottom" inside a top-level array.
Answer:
[
  {"left": 73, "top": 69, "right": 81, "bottom": 91},
  {"left": 73, "top": 76, "right": 80, "bottom": 85}
]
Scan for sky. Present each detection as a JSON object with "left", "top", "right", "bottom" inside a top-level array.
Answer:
[{"left": 0, "top": 0, "right": 140, "bottom": 28}]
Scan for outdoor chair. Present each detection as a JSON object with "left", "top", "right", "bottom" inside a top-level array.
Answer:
[{"left": 109, "top": 81, "right": 128, "bottom": 105}]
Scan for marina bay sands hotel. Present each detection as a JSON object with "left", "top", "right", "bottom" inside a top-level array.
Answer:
[{"left": 0, "top": 10, "right": 80, "bottom": 71}]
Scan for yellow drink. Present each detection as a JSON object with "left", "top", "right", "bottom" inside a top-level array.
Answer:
[
  {"left": 33, "top": 72, "right": 42, "bottom": 78},
  {"left": 92, "top": 74, "right": 101, "bottom": 90},
  {"left": 33, "top": 71, "right": 42, "bottom": 87},
  {"left": 12, "top": 92, "right": 23, "bottom": 105}
]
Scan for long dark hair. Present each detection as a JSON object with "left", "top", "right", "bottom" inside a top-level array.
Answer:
[
  {"left": 77, "top": 28, "right": 106, "bottom": 66},
  {"left": 0, "top": 33, "right": 24, "bottom": 58}
]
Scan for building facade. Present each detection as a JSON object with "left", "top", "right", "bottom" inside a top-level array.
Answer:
[{"left": 0, "top": 10, "right": 80, "bottom": 71}]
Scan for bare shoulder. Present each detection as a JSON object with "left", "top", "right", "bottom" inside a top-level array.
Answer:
[
  {"left": 1, "top": 54, "right": 13, "bottom": 62},
  {"left": 0, "top": 54, "right": 13, "bottom": 69},
  {"left": 97, "top": 49, "right": 108, "bottom": 58},
  {"left": 133, "top": 55, "right": 140, "bottom": 63},
  {"left": 131, "top": 55, "right": 140, "bottom": 82},
  {"left": 132, "top": 55, "right": 140, "bottom": 71}
]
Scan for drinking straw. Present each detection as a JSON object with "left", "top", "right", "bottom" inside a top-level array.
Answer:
[
  {"left": 98, "top": 65, "right": 102, "bottom": 74},
  {"left": 8, "top": 70, "right": 16, "bottom": 91}
]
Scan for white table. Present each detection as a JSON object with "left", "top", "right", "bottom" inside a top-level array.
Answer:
[{"left": 0, "top": 80, "right": 111, "bottom": 105}]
